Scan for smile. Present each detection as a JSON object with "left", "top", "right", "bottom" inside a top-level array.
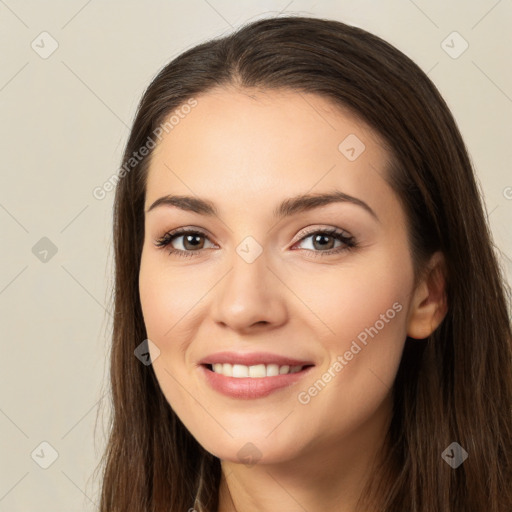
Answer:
[{"left": 209, "top": 363, "right": 306, "bottom": 378}]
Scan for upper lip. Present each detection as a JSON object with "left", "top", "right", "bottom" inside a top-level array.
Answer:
[{"left": 198, "top": 351, "right": 315, "bottom": 367}]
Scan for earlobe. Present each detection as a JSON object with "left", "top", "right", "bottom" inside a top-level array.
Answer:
[{"left": 407, "top": 251, "right": 448, "bottom": 340}]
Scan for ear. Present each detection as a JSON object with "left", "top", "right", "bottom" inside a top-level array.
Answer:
[{"left": 407, "top": 251, "right": 448, "bottom": 340}]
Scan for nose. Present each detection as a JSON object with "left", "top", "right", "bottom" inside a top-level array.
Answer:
[{"left": 210, "top": 249, "right": 288, "bottom": 333}]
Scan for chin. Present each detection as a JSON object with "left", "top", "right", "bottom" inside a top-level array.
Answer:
[{"left": 195, "top": 431, "right": 304, "bottom": 466}]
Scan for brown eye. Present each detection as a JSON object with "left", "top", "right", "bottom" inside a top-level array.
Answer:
[
  {"left": 294, "top": 228, "right": 356, "bottom": 255},
  {"left": 154, "top": 229, "right": 216, "bottom": 257},
  {"left": 179, "top": 233, "right": 206, "bottom": 250},
  {"left": 310, "top": 233, "right": 336, "bottom": 250}
]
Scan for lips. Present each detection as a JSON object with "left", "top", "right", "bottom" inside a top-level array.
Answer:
[
  {"left": 198, "top": 351, "right": 314, "bottom": 367},
  {"left": 198, "top": 351, "right": 315, "bottom": 399}
]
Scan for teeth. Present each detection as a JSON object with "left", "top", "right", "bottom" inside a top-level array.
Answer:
[
  {"left": 232, "top": 364, "right": 249, "bottom": 378},
  {"left": 210, "top": 363, "right": 305, "bottom": 378},
  {"left": 249, "top": 364, "right": 266, "bottom": 378},
  {"left": 266, "top": 364, "right": 279, "bottom": 377}
]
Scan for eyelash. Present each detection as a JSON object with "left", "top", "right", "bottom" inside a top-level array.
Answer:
[{"left": 154, "top": 227, "right": 358, "bottom": 259}]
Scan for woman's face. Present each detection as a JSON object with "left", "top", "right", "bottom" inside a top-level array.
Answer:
[{"left": 139, "top": 87, "right": 420, "bottom": 465}]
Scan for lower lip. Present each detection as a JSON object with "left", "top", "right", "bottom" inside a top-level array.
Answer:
[{"left": 200, "top": 364, "right": 314, "bottom": 399}]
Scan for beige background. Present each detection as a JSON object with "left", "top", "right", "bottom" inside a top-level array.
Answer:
[{"left": 0, "top": 0, "right": 511, "bottom": 510}]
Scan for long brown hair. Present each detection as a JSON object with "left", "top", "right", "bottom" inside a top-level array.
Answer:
[{"left": 94, "top": 15, "right": 512, "bottom": 511}]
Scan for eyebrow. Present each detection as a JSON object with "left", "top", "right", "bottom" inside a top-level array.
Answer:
[{"left": 145, "top": 190, "right": 379, "bottom": 221}]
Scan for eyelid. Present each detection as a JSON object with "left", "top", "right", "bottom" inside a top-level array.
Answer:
[
  {"left": 155, "top": 225, "right": 351, "bottom": 245},
  {"left": 292, "top": 225, "right": 352, "bottom": 243},
  {"left": 154, "top": 226, "right": 216, "bottom": 247}
]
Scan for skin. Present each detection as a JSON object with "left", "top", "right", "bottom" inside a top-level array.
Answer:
[{"left": 138, "top": 87, "right": 447, "bottom": 512}]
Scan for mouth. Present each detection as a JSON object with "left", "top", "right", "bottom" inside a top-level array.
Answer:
[
  {"left": 199, "top": 356, "right": 315, "bottom": 399},
  {"left": 203, "top": 362, "right": 313, "bottom": 378}
]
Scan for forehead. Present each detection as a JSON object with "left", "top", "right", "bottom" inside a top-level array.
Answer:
[{"left": 145, "top": 87, "right": 394, "bottom": 217}]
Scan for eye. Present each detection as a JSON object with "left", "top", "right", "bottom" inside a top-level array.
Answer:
[
  {"left": 292, "top": 227, "right": 357, "bottom": 257},
  {"left": 154, "top": 228, "right": 216, "bottom": 258},
  {"left": 154, "top": 226, "right": 358, "bottom": 258}
]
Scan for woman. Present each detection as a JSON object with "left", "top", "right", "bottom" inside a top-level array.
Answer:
[{"left": 96, "top": 15, "right": 512, "bottom": 511}]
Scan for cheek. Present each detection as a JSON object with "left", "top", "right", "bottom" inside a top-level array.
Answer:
[
  {"left": 288, "top": 251, "right": 411, "bottom": 346},
  {"left": 290, "top": 253, "right": 411, "bottom": 410},
  {"left": 138, "top": 254, "right": 199, "bottom": 414},
  {"left": 291, "top": 303, "right": 407, "bottom": 450},
  {"left": 138, "top": 252, "right": 207, "bottom": 341},
  {"left": 138, "top": 250, "right": 215, "bottom": 391}
]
